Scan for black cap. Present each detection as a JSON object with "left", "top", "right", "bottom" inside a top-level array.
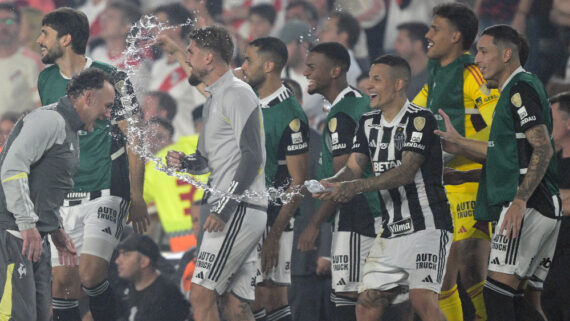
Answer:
[{"left": 117, "top": 234, "right": 161, "bottom": 264}]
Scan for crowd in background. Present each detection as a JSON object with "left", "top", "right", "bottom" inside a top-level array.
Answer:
[{"left": 1, "top": 0, "right": 570, "bottom": 320}]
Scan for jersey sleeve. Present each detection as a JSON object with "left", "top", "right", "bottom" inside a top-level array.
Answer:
[
  {"left": 464, "top": 65, "right": 499, "bottom": 129},
  {"left": 351, "top": 116, "right": 369, "bottom": 156},
  {"left": 412, "top": 84, "right": 428, "bottom": 107},
  {"left": 281, "top": 118, "right": 309, "bottom": 156},
  {"left": 1, "top": 111, "right": 66, "bottom": 231},
  {"left": 330, "top": 112, "right": 356, "bottom": 157},
  {"left": 509, "top": 81, "right": 545, "bottom": 132},
  {"left": 402, "top": 112, "right": 437, "bottom": 157}
]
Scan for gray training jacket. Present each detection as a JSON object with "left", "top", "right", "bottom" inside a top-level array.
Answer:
[{"left": 0, "top": 96, "right": 83, "bottom": 234}]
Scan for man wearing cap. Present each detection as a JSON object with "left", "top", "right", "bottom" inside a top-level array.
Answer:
[{"left": 116, "top": 234, "right": 190, "bottom": 321}]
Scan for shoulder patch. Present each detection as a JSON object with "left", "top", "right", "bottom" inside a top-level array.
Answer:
[
  {"left": 511, "top": 92, "right": 522, "bottom": 108},
  {"left": 289, "top": 118, "right": 300, "bottom": 132},
  {"left": 328, "top": 117, "right": 337, "bottom": 132},
  {"left": 414, "top": 116, "right": 426, "bottom": 131}
]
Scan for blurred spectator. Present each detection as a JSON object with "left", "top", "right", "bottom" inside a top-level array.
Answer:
[
  {"left": 149, "top": 3, "right": 206, "bottom": 139},
  {"left": 182, "top": 0, "right": 222, "bottom": 27},
  {"left": 334, "top": 0, "right": 385, "bottom": 75},
  {"left": 88, "top": 0, "right": 141, "bottom": 67},
  {"left": 318, "top": 11, "right": 362, "bottom": 86},
  {"left": 18, "top": 6, "right": 43, "bottom": 53},
  {"left": 0, "top": 111, "right": 19, "bottom": 151},
  {"left": 22, "top": 0, "right": 55, "bottom": 13},
  {"left": 141, "top": 90, "right": 177, "bottom": 122},
  {"left": 279, "top": 19, "right": 324, "bottom": 114},
  {"left": 145, "top": 117, "right": 174, "bottom": 155},
  {"left": 285, "top": 0, "right": 320, "bottom": 28},
  {"left": 78, "top": 0, "right": 109, "bottom": 39},
  {"left": 115, "top": 234, "right": 190, "bottom": 321},
  {"left": 0, "top": 3, "right": 42, "bottom": 116},
  {"left": 393, "top": 22, "right": 429, "bottom": 99},
  {"left": 283, "top": 77, "right": 304, "bottom": 105},
  {"left": 143, "top": 105, "right": 208, "bottom": 253},
  {"left": 383, "top": 0, "right": 446, "bottom": 52},
  {"left": 248, "top": 3, "right": 277, "bottom": 40},
  {"left": 356, "top": 72, "right": 368, "bottom": 93}
]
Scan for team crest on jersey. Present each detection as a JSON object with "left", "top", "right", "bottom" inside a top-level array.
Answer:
[
  {"left": 394, "top": 127, "right": 406, "bottom": 150},
  {"left": 328, "top": 118, "right": 337, "bottom": 132},
  {"left": 480, "top": 83, "right": 491, "bottom": 96},
  {"left": 414, "top": 117, "right": 426, "bottom": 131},
  {"left": 511, "top": 92, "right": 523, "bottom": 107},
  {"left": 289, "top": 118, "right": 301, "bottom": 132},
  {"left": 114, "top": 80, "right": 125, "bottom": 93}
]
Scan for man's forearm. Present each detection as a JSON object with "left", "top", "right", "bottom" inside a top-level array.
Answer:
[
  {"left": 309, "top": 200, "right": 339, "bottom": 228},
  {"left": 269, "top": 190, "right": 304, "bottom": 238},
  {"left": 515, "top": 145, "right": 552, "bottom": 202},
  {"left": 456, "top": 136, "right": 488, "bottom": 164}
]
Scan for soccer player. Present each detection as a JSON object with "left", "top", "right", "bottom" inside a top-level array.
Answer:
[
  {"left": 413, "top": 4, "right": 499, "bottom": 320},
  {"left": 241, "top": 36, "right": 309, "bottom": 321},
  {"left": 435, "top": 24, "right": 561, "bottom": 321},
  {"left": 0, "top": 68, "right": 113, "bottom": 321},
  {"left": 315, "top": 54, "right": 453, "bottom": 321},
  {"left": 166, "top": 26, "right": 267, "bottom": 321},
  {"left": 35, "top": 8, "right": 148, "bottom": 321},
  {"left": 297, "top": 42, "right": 381, "bottom": 321}
]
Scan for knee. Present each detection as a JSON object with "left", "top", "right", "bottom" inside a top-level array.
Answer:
[
  {"left": 78, "top": 267, "right": 107, "bottom": 288},
  {"left": 410, "top": 291, "right": 441, "bottom": 318}
]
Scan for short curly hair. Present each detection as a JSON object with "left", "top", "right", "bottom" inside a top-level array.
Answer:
[{"left": 66, "top": 68, "right": 114, "bottom": 100}]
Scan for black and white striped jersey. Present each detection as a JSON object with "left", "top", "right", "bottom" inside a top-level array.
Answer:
[{"left": 352, "top": 101, "right": 453, "bottom": 238}]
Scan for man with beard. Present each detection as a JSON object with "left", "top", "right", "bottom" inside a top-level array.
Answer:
[
  {"left": 436, "top": 24, "right": 561, "bottom": 321},
  {"left": 413, "top": 4, "right": 499, "bottom": 320},
  {"left": 0, "top": 3, "right": 43, "bottom": 115},
  {"left": 0, "top": 68, "right": 114, "bottom": 321},
  {"left": 297, "top": 42, "right": 381, "bottom": 321},
  {"left": 241, "top": 36, "right": 309, "bottom": 321},
  {"left": 167, "top": 26, "right": 267, "bottom": 321},
  {"left": 36, "top": 7, "right": 148, "bottom": 321}
]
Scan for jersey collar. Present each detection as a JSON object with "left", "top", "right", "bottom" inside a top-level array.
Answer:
[{"left": 500, "top": 66, "right": 525, "bottom": 92}]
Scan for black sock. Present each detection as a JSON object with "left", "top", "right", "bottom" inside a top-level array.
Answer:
[
  {"left": 52, "top": 298, "right": 80, "bottom": 321},
  {"left": 253, "top": 308, "right": 267, "bottom": 321},
  {"left": 334, "top": 295, "right": 357, "bottom": 321},
  {"left": 514, "top": 291, "right": 545, "bottom": 321},
  {"left": 267, "top": 305, "right": 292, "bottom": 321},
  {"left": 483, "top": 277, "right": 516, "bottom": 321},
  {"left": 82, "top": 280, "right": 117, "bottom": 321}
]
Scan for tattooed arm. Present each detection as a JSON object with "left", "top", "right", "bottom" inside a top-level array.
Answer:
[
  {"left": 326, "top": 152, "right": 370, "bottom": 183},
  {"left": 321, "top": 151, "right": 425, "bottom": 203},
  {"left": 498, "top": 124, "right": 553, "bottom": 239}
]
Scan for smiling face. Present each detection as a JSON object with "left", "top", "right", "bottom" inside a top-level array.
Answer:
[
  {"left": 303, "top": 52, "right": 332, "bottom": 95},
  {"left": 474, "top": 34, "right": 504, "bottom": 88},
  {"left": 37, "top": 25, "right": 64, "bottom": 64},
  {"left": 367, "top": 63, "right": 399, "bottom": 110},
  {"left": 425, "top": 16, "right": 457, "bottom": 61}
]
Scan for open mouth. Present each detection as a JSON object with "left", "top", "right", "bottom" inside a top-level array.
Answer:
[
  {"left": 369, "top": 93, "right": 378, "bottom": 99},
  {"left": 427, "top": 40, "right": 434, "bottom": 49}
]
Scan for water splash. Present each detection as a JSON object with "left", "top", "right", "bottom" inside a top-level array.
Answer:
[{"left": 115, "top": 15, "right": 305, "bottom": 205}]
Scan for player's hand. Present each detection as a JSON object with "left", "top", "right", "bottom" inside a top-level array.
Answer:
[
  {"left": 261, "top": 232, "right": 280, "bottom": 272},
  {"left": 50, "top": 229, "right": 77, "bottom": 266},
  {"left": 434, "top": 110, "right": 463, "bottom": 154},
  {"left": 128, "top": 197, "right": 150, "bottom": 234},
  {"left": 315, "top": 181, "right": 356, "bottom": 203},
  {"left": 499, "top": 199, "right": 526, "bottom": 239},
  {"left": 316, "top": 257, "right": 331, "bottom": 276},
  {"left": 21, "top": 227, "right": 42, "bottom": 262},
  {"left": 297, "top": 223, "right": 319, "bottom": 251},
  {"left": 166, "top": 151, "right": 185, "bottom": 170},
  {"left": 204, "top": 213, "right": 225, "bottom": 232}
]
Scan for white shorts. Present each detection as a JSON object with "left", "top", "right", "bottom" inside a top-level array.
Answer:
[
  {"left": 331, "top": 231, "right": 375, "bottom": 293},
  {"left": 488, "top": 199, "right": 561, "bottom": 283},
  {"left": 192, "top": 204, "right": 266, "bottom": 301},
  {"left": 359, "top": 229, "right": 452, "bottom": 294},
  {"left": 51, "top": 193, "right": 128, "bottom": 266},
  {"left": 255, "top": 218, "right": 294, "bottom": 285}
]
